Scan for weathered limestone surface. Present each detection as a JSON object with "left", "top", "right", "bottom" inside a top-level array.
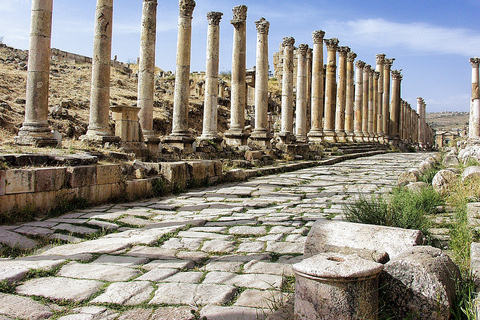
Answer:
[
  {"left": 307, "top": 31, "right": 325, "bottom": 141},
  {"left": 295, "top": 44, "right": 309, "bottom": 142},
  {"left": 334, "top": 46, "right": 350, "bottom": 142},
  {"left": 279, "top": 37, "right": 295, "bottom": 142},
  {"left": 323, "top": 38, "right": 339, "bottom": 143},
  {"left": 470, "top": 57, "right": 480, "bottom": 139}
]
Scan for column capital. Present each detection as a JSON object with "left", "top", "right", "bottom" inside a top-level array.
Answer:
[
  {"left": 374, "top": 71, "right": 380, "bottom": 79},
  {"left": 355, "top": 60, "right": 365, "bottom": 69},
  {"left": 347, "top": 52, "right": 357, "bottom": 62},
  {"left": 207, "top": 11, "right": 223, "bottom": 25},
  {"left": 179, "top": 0, "right": 196, "bottom": 17},
  {"left": 384, "top": 58, "right": 395, "bottom": 68},
  {"left": 298, "top": 43, "right": 309, "bottom": 56},
  {"left": 337, "top": 46, "right": 350, "bottom": 55},
  {"left": 391, "top": 69, "right": 403, "bottom": 80},
  {"left": 282, "top": 36, "right": 295, "bottom": 48},
  {"left": 312, "top": 30, "right": 325, "bottom": 44},
  {"left": 416, "top": 97, "right": 424, "bottom": 103},
  {"left": 255, "top": 17, "right": 270, "bottom": 34},
  {"left": 324, "top": 38, "right": 339, "bottom": 51},
  {"left": 364, "top": 64, "right": 372, "bottom": 72},
  {"left": 231, "top": 4, "right": 247, "bottom": 24},
  {"left": 375, "top": 53, "right": 386, "bottom": 65},
  {"left": 470, "top": 57, "right": 480, "bottom": 67}
]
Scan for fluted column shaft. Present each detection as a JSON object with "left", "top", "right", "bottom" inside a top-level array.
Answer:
[
  {"left": 15, "top": 0, "right": 57, "bottom": 146},
  {"left": 376, "top": 54, "right": 385, "bottom": 136},
  {"left": 390, "top": 70, "right": 403, "bottom": 139},
  {"left": 383, "top": 58, "right": 394, "bottom": 139},
  {"left": 138, "top": 0, "right": 158, "bottom": 140},
  {"left": 295, "top": 44, "right": 309, "bottom": 142},
  {"left": 225, "top": 5, "right": 248, "bottom": 145},
  {"left": 279, "top": 37, "right": 295, "bottom": 141},
  {"left": 345, "top": 52, "right": 356, "bottom": 141},
  {"left": 201, "top": 11, "right": 223, "bottom": 141},
  {"left": 323, "top": 38, "right": 339, "bottom": 142},
  {"left": 362, "top": 65, "right": 370, "bottom": 140},
  {"left": 470, "top": 58, "right": 480, "bottom": 139},
  {"left": 308, "top": 30, "right": 325, "bottom": 141},
  {"left": 417, "top": 97, "right": 425, "bottom": 145},
  {"left": 373, "top": 71, "right": 379, "bottom": 139},
  {"left": 354, "top": 61, "right": 365, "bottom": 142},
  {"left": 335, "top": 46, "right": 349, "bottom": 142},
  {"left": 368, "top": 68, "right": 374, "bottom": 139}
]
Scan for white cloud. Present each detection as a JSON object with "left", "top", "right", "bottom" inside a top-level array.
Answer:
[{"left": 325, "top": 18, "right": 480, "bottom": 57}]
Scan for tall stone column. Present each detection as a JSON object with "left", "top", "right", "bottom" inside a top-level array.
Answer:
[
  {"left": 362, "top": 65, "right": 370, "bottom": 141},
  {"left": 225, "top": 5, "right": 249, "bottom": 146},
  {"left": 138, "top": 0, "right": 158, "bottom": 143},
  {"left": 82, "top": 0, "right": 118, "bottom": 143},
  {"left": 251, "top": 17, "right": 271, "bottom": 147},
  {"left": 390, "top": 69, "right": 403, "bottom": 141},
  {"left": 417, "top": 97, "right": 425, "bottom": 146},
  {"left": 383, "top": 58, "right": 394, "bottom": 140},
  {"left": 373, "top": 71, "right": 380, "bottom": 140},
  {"left": 345, "top": 51, "right": 356, "bottom": 142},
  {"left": 164, "top": 0, "right": 196, "bottom": 151},
  {"left": 335, "top": 46, "right": 349, "bottom": 143},
  {"left": 295, "top": 44, "right": 309, "bottom": 142},
  {"left": 15, "top": 0, "right": 57, "bottom": 146},
  {"left": 308, "top": 30, "right": 325, "bottom": 142},
  {"left": 354, "top": 60, "right": 365, "bottom": 142},
  {"left": 399, "top": 101, "right": 405, "bottom": 141},
  {"left": 470, "top": 57, "right": 480, "bottom": 139},
  {"left": 279, "top": 37, "right": 295, "bottom": 143},
  {"left": 200, "top": 11, "right": 223, "bottom": 142},
  {"left": 368, "top": 67, "right": 374, "bottom": 141},
  {"left": 375, "top": 54, "right": 385, "bottom": 138},
  {"left": 323, "top": 38, "right": 339, "bottom": 143}
]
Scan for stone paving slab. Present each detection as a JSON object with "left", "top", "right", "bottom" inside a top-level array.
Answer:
[
  {"left": 200, "top": 304, "right": 267, "bottom": 320},
  {"left": 16, "top": 277, "right": 103, "bottom": 302},
  {"left": 91, "top": 281, "right": 154, "bottom": 305},
  {"left": 150, "top": 283, "right": 237, "bottom": 305},
  {"left": 58, "top": 262, "right": 140, "bottom": 282},
  {"left": 0, "top": 228, "right": 37, "bottom": 250},
  {"left": 0, "top": 292, "right": 56, "bottom": 320}
]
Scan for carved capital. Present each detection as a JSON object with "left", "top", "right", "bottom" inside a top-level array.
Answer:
[
  {"left": 255, "top": 17, "right": 270, "bottom": 34},
  {"left": 231, "top": 5, "right": 247, "bottom": 23},
  {"left": 207, "top": 11, "right": 223, "bottom": 25},
  {"left": 374, "top": 71, "right": 380, "bottom": 79},
  {"left": 355, "top": 60, "right": 365, "bottom": 69},
  {"left": 347, "top": 52, "right": 357, "bottom": 62},
  {"left": 384, "top": 58, "right": 395, "bottom": 68},
  {"left": 179, "top": 0, "right": 196, "bottom": 17},
  {"left": 324, "top": 38, "right": 339, "bottom": 51},
  {"left": 337, "top": 46, "right": 350, "bottom": 55},
  {"left": 364, "top": 65, "right": 372, "bottom": 73},
  {"left": 391, "top": 69, "right": 403, "bottom": 80},
  {"left": 298, "top": 43, "right": 309, "bottom": 57},
  {"left": 470, "top": 57, "right": 480, "bottom": 67},
  {"left": 312, "top": 30, "right": 325, "bottom": 44},
  {"left": 375, "top": 53, "right": 386, "bottom": 65},
  {"left": 282, "top": 36, "right": 295, "bottom": 48}
]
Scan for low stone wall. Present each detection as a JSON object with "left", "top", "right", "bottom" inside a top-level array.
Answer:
[{"left": 0, "top": 159, "right": 222, "bottom": 215}]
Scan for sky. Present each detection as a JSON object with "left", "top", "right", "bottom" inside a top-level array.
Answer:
[{"left": 1, "top": 0, "right": 479, "bottom": 113}]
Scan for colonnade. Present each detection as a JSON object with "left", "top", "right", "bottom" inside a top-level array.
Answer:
[{"left": 16, "top": 0, "right": 434, "bottom": 150}]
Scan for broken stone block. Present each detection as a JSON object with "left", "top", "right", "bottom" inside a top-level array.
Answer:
[
  {"left": 432, "top": 169, "right": 457, "bottom": 193},
  {"left": 96, "top": 164, "right": 123, "bottom": 185},
  {"left": 34, "top": 167, "right": 67, "bottom": 192},
  {"left": 67, "top": 165, "right": 96, "bottom": 188}
]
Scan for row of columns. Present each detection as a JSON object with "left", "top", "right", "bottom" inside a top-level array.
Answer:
[{"left": 15, "top": 0, "right": 433, "bottom": 150}]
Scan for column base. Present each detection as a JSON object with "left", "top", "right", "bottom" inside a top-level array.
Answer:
[
  {"left": 345, "top": 132, "right": 355, "bottom": 143},
  {"left": 15, "top": 122, "right": 59, "bottom": 147},
  {"left": 80, "top": 132, "right": 121, "bottom": 145},
  {"left": 250, "top": 131, "right": 272, "bottom": 149},
  {"left": 278, "top": 131, "right": 296, "bottom": 144},
  {"left": 295, "top": 134, "right": 308, "bottom": 143},
  {"left": 144, "top": 136, "right": 161, "bottom": 155},
  {"left": 323, "top": 130, "right": 337, "bottom": 143},
  {"left": 197, "top": 135, "right": 224, "bottom": 152},
  {"left": 335, "top": 131, "right": 347, "bottom": 143},
  {"left": 224, "top": 129, "right": 250, "bottom": 146},
  {"left": 162, "top": 134, "right": 195, "bottom": 152},
  {"left": 354, "top": 132, "right": 364, "bottom": 143},
  {"left": 307, "top": 130, "right": 324, "bottom": 143}
]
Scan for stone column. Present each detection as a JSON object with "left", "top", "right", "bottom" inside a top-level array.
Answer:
[
  {"left": 383, "top": 58, "right": 394, "bottom": 140},
  {"left": 164, "top": 0, "right": 196, "bottom": 151},
  {"left": 137, "top": 0, "right": 158, "bottom": 144},
  {"left": 354, "top": 60, "right": 365, "bottom": 142},
  {"left": 251, "top": 17, "right": 271, "bottom": 147},
  {"left": 279, "top": 37, "right": 295, "bottom": 143},
  {"left": 225, "top": 5, "right": 249, "bottom": 146},
  {"left": 345, "top": 51, "right": 356, "bottom": 142},
  {"left": 308, "top": 30, "right": 325, "bottom": 142},
  {"left": 15, "top": 0, "right": 57, "bottom": 146},
  {"left": 200, "top": 11, "right": 223, "bottom": 143},
  {"left": 362, "top": 65, "right": 370, "bottom": 141},
  {"left": 399, "top": 101, "right": 405, "bottom": 141},
  {"left": 470, "top": 57, "right": 480, "bottom": 139},
  {"left": 373, "top": 71, "right": 380, "bottom": 141},
  {"left": 82, "top": 0, "right": 118, "bottom": 143},
  {"left": 417, "top": 97, "right": 424, "bottom": 146},
  {"left": 390, "top": 69, "right": 403, "bottom": 141},
  {"left": 375, "top": 54, "right": 385, "bottom": 138},
  {"left": 323, "top": 38, "right": 339, "bottom": 143},
  {"left": 218, "top": 79, "right": 226, "bottom": 98},
  {"left": 295, "top": 44, "right": 309, "bottom": 142},
  {"left": 335, "top": 46, "right": 350, "bottom": 143}
]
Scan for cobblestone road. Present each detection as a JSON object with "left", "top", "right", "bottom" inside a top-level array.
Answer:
[{"left": 0, "top": 152, "right": 433, "bottom": 320}]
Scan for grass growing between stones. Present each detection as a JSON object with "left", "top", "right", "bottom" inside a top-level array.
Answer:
[{"left": 343, "top": 186, "right": 444, "bottom": 237}]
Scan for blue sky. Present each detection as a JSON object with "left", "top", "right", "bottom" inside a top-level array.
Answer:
[{"left": 1, "top": 0, "right": 479, "bottom": 112}]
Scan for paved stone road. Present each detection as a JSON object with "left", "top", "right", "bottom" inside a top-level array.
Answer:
[{"left": 0, "top": 152, "right": 433, "bottom": 320}]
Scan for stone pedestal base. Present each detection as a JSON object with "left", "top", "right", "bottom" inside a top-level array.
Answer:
[
  {"left": 293, "top": 253, "right": 383, "bottom": 320},
  {"left": 336, "top": 131, "right": 347, "bottom": 143},
  {"left": 345, "top": 132, "right": 355, "bottom": 143},
  {"left": 307, "top": 130, "right": 324, "bottom": 143},
  {"left": 163, "top": 135, "right": 195, "bottom": 153},
  {"left": 323, "top": 130, "right": 337, "bottom": 143},
  {"left": 197, "top": 135, "right": 224, "bottom": 152},
  {"left": 15, "top": 125, "right": 58, "bottom": 147},
  {"left": 250, "top": 131, "right": 272, "bottom": 149},
  {"left": 278, "top": 131, "right": 295, "bottom": 144},
  {"left": 80, "top": 132, "right": 120, "bottom": 145},
  {"left": 224, "top": 130, "right": 249, "bottom": 147},
  {"left": 277, "top": 142, "right": 309, "bottom": 156},
  {"left": 353, "top": 133, "right": 364, "bottom": 143},
  {"left": 145, "top": 136, "right": 161, "bottom": 155}
]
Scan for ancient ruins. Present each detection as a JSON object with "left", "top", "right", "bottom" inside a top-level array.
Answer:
[{"left": 2, "top": 0, "right": 480, "bottom": 319}]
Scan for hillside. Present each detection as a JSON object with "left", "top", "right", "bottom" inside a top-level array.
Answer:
[{"left": 426, "top": 111, "right": 469, "bottom": 133}]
